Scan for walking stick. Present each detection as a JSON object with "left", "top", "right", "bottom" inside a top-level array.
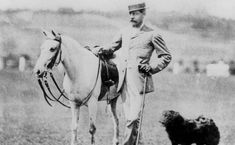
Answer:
[{"left": 136, "top": 75, "right": 147, "bottom": 145}]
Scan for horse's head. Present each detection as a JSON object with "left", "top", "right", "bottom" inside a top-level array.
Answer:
[{"left": 34, "top": 30, "right": 62, "bottom": 78}]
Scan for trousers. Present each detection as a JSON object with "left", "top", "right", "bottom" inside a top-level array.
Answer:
[{"left": 121, "top": 68, "right": 145, "bottom": 145}]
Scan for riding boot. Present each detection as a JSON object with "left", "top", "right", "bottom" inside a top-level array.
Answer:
[
  {"left": 122, "top": 120, "right": 136, "bottom": 145},
  {"left": 122, "top": 119, "right": 144, "bottom": 145}
]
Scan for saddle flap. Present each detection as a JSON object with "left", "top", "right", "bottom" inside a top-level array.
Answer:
[
  {"left": 98, "top": 59, "right": 119, "bottom": 102},
  {"left": 101, "top": 59, "right": 118, "bottom": 87}
]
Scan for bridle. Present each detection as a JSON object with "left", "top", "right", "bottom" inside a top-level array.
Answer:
[
  {"left": 36, "top": 35, "right": 101, "bottom": 108},
  {"left": 46, "top": 36, "right": 62, "bottom": 70},
  {"left": 36, "top": 35, "right": 71, "bottom": 108}
]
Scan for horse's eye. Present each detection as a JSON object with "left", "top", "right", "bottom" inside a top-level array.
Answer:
[{"left": 50, "top": 47, "right": 55, "bottom": 52}]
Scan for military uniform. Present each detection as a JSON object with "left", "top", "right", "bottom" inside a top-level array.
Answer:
[{"left": 97, "top": 23, "right": 171, "bottom": 144}]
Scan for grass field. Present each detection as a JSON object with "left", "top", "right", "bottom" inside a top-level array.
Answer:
[
  {"left": 1, "top": 10, "right": 235, "bottom": 145},
  {"left": 0, "top": 70, "right": 234, "bottom": 145}
]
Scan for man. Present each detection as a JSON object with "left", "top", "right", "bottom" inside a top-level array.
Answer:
[{"left": 93, "top": 1, "right": 171, "bottom": 144}]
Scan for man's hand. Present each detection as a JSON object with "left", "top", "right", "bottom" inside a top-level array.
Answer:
[{"left": 138, "top": 64, "right": 152, "bottom": 75}]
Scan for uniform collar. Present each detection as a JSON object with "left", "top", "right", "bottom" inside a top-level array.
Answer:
[
  {"left": 133, "top": 22, "right": 145, "bottom": 31},
  {"left": 130, "top": 22, "right": 145, "bottom": 33},
  {"left": 139, "top": 22, "right": 145, "bottom": 31}
]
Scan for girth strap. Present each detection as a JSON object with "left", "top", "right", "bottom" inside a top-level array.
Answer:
[{"left": 80, "top": 57, "right": 101, "bottom": 105}]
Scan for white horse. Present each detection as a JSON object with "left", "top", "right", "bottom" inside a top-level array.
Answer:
[{"left": 33, "top": 30, "right": 120, "bottom": 145}]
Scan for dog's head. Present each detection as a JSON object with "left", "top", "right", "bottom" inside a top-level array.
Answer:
[{"left": 159, "top": 110, "right": 184, "bottom": 127}]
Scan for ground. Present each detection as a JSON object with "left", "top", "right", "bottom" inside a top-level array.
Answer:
[{"left": 0, "top": 70, "right": 235, "bottom": 145}]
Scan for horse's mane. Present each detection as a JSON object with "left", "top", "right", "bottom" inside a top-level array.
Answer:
[
  {"left": 60, "top": 35, "right": 97, "bottom": 64},
  {"left": 61, "top": 35, "right": 92, "bottom": 54},
  {"left": 61, "top": 35, "right": 82, "bottom": 49}
]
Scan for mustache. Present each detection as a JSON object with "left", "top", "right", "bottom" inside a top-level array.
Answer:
[{"left": 130, "top": 19, "right": 137, "bottom": 23}]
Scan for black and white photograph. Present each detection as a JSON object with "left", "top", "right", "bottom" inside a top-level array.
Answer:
[{"left": 0, "top": 0, "right": 234, "bottom": 144}]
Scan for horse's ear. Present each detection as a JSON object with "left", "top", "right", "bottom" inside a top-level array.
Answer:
[
  {"left": 42, "top": 30, "right": 51, "bottom": 37},
  {"left": 42, "top": 29, "right": 55, "bottom": 39},
  {"left": 43, "top": 31, "right": 47, "bottom": 36},
  {"left": 51, "top": 30, "right": 56, "bottom": 37},
  {"left": 42, "top": 29, "right": 49, "bottom": 36}
]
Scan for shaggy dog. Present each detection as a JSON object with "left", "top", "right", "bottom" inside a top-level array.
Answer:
[{"left": 159, "top": 110, "right": 220, "bottom": 145}]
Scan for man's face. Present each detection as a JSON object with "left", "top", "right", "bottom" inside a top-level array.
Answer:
[{"left": 129, "top": 10, "right": 145, "bottom": 28}]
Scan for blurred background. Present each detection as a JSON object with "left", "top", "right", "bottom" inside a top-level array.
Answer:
[
  {"left": 0, "top": 0, "right": 235, "bottom": 76},
  {"left": 0, "top": 0, "right": 235, "bottom": 145}
]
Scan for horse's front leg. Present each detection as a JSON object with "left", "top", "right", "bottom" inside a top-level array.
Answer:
[
  {"left": 70, "top": 96, "right": 81, "bottom": 145},
  {"left": 109, "top": 96, "right": 119, "bottom": 145},
  {"left": 88, "top": 96, "right": 98, "bottom": 145}
]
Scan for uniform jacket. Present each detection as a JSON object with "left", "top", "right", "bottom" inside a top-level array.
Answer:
[{"left": 102, "top": 24, "right": 171, "bottom": 94}]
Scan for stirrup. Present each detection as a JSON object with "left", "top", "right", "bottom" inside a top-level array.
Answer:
[{"left": 104, "top": 79, "right": 115, "bottom": 87}]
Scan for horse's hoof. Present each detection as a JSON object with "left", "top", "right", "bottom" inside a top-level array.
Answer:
[{"left": 91, "top": 138, "right": 95, "bottom": 145}]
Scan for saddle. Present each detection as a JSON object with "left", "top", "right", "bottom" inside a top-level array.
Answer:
[
  {"left": 101, "top": 59, "right": 118, "bottom": 86},
  {"left": 98, "top": 53, "right": 119, "bottom": 102},
  {"left": 85, "top": 45, "right": 120, "bottom": 102}
]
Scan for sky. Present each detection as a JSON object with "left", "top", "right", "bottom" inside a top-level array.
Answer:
[{"left": 1, "top": 0, "right": 235, "bottom": 19}]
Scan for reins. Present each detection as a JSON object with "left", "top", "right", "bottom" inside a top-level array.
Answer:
[
  {"left": 36, "top": 35, "right": 101, "bottom": 108},
  {"left": 37, "top": 78, "right": 53, "bottom": 106},
  {"left": 37, "top": 72, "right": 71, "bottom": 108},
  {"left": 50, "top": 72, "right": 70, "bottom": 101},
  {"left": 44, "top": 78, "right": 71, "bottom": 108}
]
